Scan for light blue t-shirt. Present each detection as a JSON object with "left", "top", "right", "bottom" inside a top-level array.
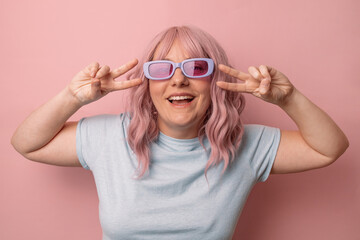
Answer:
[{"left": 76, "top": 114, "right": 280, "bottom": 240}]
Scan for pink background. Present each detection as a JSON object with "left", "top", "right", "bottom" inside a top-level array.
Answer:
[{"left": 1, "top": 0, "right": 359, "bottom": 239}]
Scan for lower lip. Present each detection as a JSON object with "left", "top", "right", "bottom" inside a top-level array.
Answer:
[{"left": 167, "top": 99, "right": 194, "bottom": 108}]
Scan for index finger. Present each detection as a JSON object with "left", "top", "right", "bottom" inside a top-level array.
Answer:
[
  {"left": 216, "top": 81, "right": 248, "bottom": 92},
  {"left": 218, "top": 64, "right": 248, "bottom": 81},
  {"left": 110, "top": 58, "right": 139, "bottom": 79},
  {"left": 111, "top": 78, "right": 143, "bottom": 91}
]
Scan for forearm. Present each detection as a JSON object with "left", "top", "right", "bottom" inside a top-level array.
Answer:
[
  {"left": 11, "top": 86, "right": 82, "bottom": 154},
  {"left": 279, "top": 88, "right": 349, "bottom": 160}
]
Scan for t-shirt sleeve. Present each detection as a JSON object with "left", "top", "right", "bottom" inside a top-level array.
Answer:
[
  {"left": 76, "top": 114, "right": 125, "bottom": 170},
  {"left": 242, "top": 124, "right": 281, "bottom": 182},
  {"left": 76, "top": 117, "right": 90, "bottom": 170}
]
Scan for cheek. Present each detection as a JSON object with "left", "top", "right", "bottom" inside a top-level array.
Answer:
[
  {"left": 149, "top": 81, "right": 164, "bottom": 106},
  {"left": 200, "top": 82, "right": 212, "bottom": 104},
  {"left": 203, "top": 93, "right": 212, "bottom": 111},
  {"left": 195, "top": 82, "right": 212, "bottom": 114}
]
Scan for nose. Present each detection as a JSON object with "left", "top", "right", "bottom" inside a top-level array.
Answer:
[{"left": 170, "top": 67, "right": 189, "bottom": 87}]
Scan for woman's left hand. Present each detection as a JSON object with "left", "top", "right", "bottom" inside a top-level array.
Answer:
[{"left": 217, "top": 64, "right": 294, "bottom": 106}]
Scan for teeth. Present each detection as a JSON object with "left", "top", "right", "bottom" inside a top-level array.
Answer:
[{"left": 168, "top": 96, "right": 194, "bottom": 101}]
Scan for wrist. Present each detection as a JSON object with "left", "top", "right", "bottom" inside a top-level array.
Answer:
[
  {"left": 62, "top": 86, "right": 84, "bottom": 110},
  {"left": 278, "top": 88, "right": 301, "bottom": 110}
]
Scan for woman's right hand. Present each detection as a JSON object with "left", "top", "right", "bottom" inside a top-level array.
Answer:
[{"left": 68, "top": 58, "right": 142, "bottom": 106}]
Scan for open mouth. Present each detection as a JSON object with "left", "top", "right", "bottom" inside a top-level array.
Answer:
[{"left": 167, "top": 96, "right": 195, "bottom": 105}]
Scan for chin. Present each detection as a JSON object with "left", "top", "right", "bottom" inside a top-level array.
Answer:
[
  {"left": 161, "top": 113, "right": 200, "bottom": 131},
  {"left": 170, "top": 115, "right": 197, "bottom": 127}
]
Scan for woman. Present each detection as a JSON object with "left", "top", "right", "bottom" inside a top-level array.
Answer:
[{"left": 11, "top": 26, "right": 349, "bottom": 239}]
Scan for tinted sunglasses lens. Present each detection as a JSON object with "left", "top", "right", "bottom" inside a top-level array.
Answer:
[
  {"left": 148, "top": 63, "right": 173, "bottom": 79},
  {"left": 183, "top": 60, "right": 209, "bottom": 77}
]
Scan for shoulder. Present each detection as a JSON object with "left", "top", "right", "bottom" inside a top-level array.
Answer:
[
  {"left": 78, "top": 113, "right": 130, "bottom": 128},
  {"left": 240, "top": 124, "right": 281, "bottom": 182},
  {"left": 79, "top": 112, "right": 130, "bottom": 122},
  {"left": 243, "top": 124, "right": 280, "bottom": 142},
  {"left": 76, "top": 113, "right": 132, "bottom": 170},
  {"left": 239, "top": 124, "right": 281, "bottom": 156},
  {"left": 77, "top": 113, "right": 131, "bottom": 140}
]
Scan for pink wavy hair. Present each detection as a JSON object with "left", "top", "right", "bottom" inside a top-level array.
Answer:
[{"left": 126, "top": 26, "right": 245, "bottom": 180}]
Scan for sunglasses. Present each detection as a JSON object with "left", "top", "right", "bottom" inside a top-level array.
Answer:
[{"left": 143, "top": 58, "right": 214, "bottom": 80}]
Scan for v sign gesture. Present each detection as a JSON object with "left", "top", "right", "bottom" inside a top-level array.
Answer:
[
  {"left": 69, "top": 59, "right": 142, "bottom": 106},
  {"left": 11, "top": 58, "right": 143, "bottom": 167},
  {"left": 216, "top": 63, "right": 348, "bottom": 174},
  {"left": 217, "top": 64, "right": 294, "bottom": 107}
]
